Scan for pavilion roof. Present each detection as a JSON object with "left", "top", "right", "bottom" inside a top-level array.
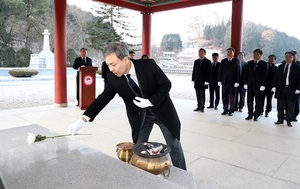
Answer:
[{"left": 93, "top": 0, "right": 231, "bottom": 13}]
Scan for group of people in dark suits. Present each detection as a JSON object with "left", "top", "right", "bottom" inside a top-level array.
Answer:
[{"left": 192, "top": 47, "right": 300, "bottom": 127}]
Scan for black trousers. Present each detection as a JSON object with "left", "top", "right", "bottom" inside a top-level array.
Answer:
[
  {"left": 277, "top": 87, "right": 296, "bottom": 122},
  {"left": 235, "top": 87, "right": 246, "bottom": 110},
  {"left": 137, "top": 111, "right": 187, "bottom": 170},
  {"left": 209, "top": 85, "right": 220, "bottom": 107},
  {"left": 195, "top": 88, "right": 206, "bottom": 110},
  {"left": 293, "top": 95, "right": 299, "bottom": 119},
  {"left": 247, "top": 87, "right": 263, "bottom": 118},
  {"left": 261, "top": 90, "right": 274, "bottom": 113},
  {"left": 221, "top": 85, "right": 236, "bottom": 113}
]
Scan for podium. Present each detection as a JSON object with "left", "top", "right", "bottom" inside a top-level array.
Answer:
[{"left": 79, "top": 66, "right": 98, "bottom": 110}]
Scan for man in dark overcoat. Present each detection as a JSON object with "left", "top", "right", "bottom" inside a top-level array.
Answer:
[
  {"left": 192, "top": 48, "right": 212, "bottom": 112},
  {"left": 273, "top": 51, "right": 300, "bottom": 127}
]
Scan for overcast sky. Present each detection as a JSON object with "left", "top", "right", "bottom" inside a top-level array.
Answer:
[{"left": 67, "top": 0, "right": 300, "bottom": 45}]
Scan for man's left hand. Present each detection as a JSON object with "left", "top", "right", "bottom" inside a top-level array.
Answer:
[
  {"left": 234, "top": 83, "right": 239, "bottom": 87},
  {"left": 295, "top": 90, "right": 300, "bottom": 94},
  {"left": 204, "top": 82, "right": 209, "bottom": 85},
  {"left": 260, "top": 86, "right": 265, "bottom": 91},
  {"left": 133, "top": 97, "right": 153, "bottom": 108}
]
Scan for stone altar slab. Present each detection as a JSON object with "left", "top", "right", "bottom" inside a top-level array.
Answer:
[{"left": 0, "top": 125, "right": 196, "bottom": 189}]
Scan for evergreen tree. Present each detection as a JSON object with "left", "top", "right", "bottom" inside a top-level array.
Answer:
[
  {"left": 87, "top": 17, "right": 122, "bottom": 51},
  {"left": 160, "top": 34, "right": 183, "bottom": 52},
  {"left": 92, "top": 3, "right": 140, "bottom": 46}
]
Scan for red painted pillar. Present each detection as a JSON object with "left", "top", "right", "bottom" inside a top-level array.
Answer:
[
  {"left": 54, "top": 0, "right": 67, "bottom": 107},
  {"left": 231, "top": 0, "right": 243, "bottom": 56},
  {"left": 141, "top": 12, "right": 151, "bottom": 57}
]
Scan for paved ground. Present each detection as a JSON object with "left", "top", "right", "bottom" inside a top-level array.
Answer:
[{"left": 1, "top": 73, "right": 300, "bottom": 188}]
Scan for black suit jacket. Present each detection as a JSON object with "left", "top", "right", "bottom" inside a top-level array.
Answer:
[
  {"left": 101, "top": 61, "right": 110, "bottom": 81},
  {"left": 73, "top": 57, "right": 93, "bottom": 74},
  {"left": 273, "top": 62, "right": 300, "bottom": 101},
  {"left": 239, "top": 60, "right": 247, "bottom": 86},
  {"left": 192, "top": 57, "right": 211, "bottom": 89},
  {"left": 210, "top": 61, "right": 220, "bottom": 87},
  {"left": 218, "top": 57, "right": 240, "bottom": 87},
  {"left": 83, "top": 59, "right": 181, "bottom": 143},
  {"left": 244, "top": 60, "right": 268, "bottom": 89},
  {"left": 266, "top": 64, "right": 277, "bottom": 91}
]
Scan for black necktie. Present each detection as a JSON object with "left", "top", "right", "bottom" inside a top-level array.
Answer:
[
  {"left": 127, "top": 74, "right": 141, "bottom": 96},
  {"left": 254, "top": 61, "right": 258, "bottom": 70},
  {"left": 82, "top": 58, "right": 85, "bottom": 66}
]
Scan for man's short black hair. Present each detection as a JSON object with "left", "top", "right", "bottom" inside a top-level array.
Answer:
[
  {"left": 268, "top": 54, "right": 277, "bottom": 60},
  {"left": 212, "top": 52, "right": 219, "bottom": 56},
  {"left": 129, "top": 51, "right": 135, "bottom": 54},
  {"left": 80, "top": 47, "right": 87, "bottom": 51},
  {"left": 253, "top": 48, "right": 263, "bottom": 55}
]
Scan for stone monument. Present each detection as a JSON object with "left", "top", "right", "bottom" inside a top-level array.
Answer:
[{"left": 29, "top": 29, "right": 54, "bottom": 69}]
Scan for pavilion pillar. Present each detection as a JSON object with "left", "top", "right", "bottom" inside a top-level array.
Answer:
[
  {"left": 54, "top": 0, "right": 67, "bottom": 107},
  {"left": 141, "top": 12, "right": 152, "bottom": 57},
  {"left": 231, "top": 0, "right": 243, "bottom": 56}
]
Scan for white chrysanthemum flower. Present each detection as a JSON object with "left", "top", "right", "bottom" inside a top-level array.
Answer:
[{"left": 27, "top": 133, "right": 36, "bottom": 145}]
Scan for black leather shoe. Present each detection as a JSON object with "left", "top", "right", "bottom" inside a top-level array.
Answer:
[
  {"left": 274, "top": 121, "right": 283, "bottom": 125},
  {"left": 228, "top": 112, "right": 233, "bottom": 116},
  {"left": 287, "top": 122, "right": 292, "bottom": 127},
  {"left": 214, "top": 107, "right": 218, "bottom": 110},
  {"left": 245, "top": 116, "right": 252, "bottom": 120},
  {"left": 221, "top": 111, "right": 228, "bottom": 115},
  {"left": 253, "top": 117, "right": 258, "bottom": 121},
  {"left": 292, "top": 118, "right": 298, "bottom": 122},
  {"left": 238, "top": 108, "right": 243, "bottom": 112},
  {"left": 200, "top": 109, "right": 204, "bottom": 112},
  {"left": 194, "top": 107, "right": 201, "bottom": 111},
  {"left": 207, "top": 106, "right": 214, "bottom": 109}
]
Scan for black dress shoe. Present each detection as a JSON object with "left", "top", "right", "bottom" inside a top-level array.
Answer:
[
  {"left": 253, "top": 117, "right": 258, "bottom": 121},
  {"left": 265, "top": 113, "right": 268, "bottom": 117},
  {"left": 200, "top": 109, "right": 204, "bottom": 112},
  {"left": 228, "top": 112, "right": 233, "bottom": 116},
  {"left": 287, "top": 122, "right": 292, "bottom": 127},
  {"left": 238, "top": 108, "right": 243, "bottom": 112},
  {"left": 292, "top": 118, "right": 298, "bottom": 122},
  {"left": 194, "top": 107, "right": 201, "bottom": 111},
  {"left": 274, "top": 121, "right": 283, "bottom": 125},
  {"left": 221, "top": 111, "right": 228, "bottom": 115},
  {"left": 214, "top": 107, "right": 218, "bottom": 110},
  {"left": 207, "top": 106, "right": 214, "bottom": 109},
  {"left": 245, "top": 116, "right": 252, "bottom": 120}
]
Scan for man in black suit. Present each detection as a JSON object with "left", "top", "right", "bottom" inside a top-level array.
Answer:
[
  {"left": 72, "top": 47, "right": 93, "bottom": 106},
  {"left": 218, "top": 47, "right": 240, "bottom": 116},
  {"left": 69, "top": 42, "right": 186, "bottom": 170},
  {"left": 192, "top": 48, "right": 212, "bottom": 112},
  {"left": 292, "top": 50, "right": 299, "bottom": 121},
  {"left": 261, "top": 54, "right": 277, "bottom": 117},
  {"left": 235, "top": 52, "right": 247, "bottom": 112},
  {"left": 273, "top": 51, "right": 300, "bottom": 127},
  {"left": 208, "top": 52, "right": 220, "bottom": 110},
  {"left": 244, "top": 49, "right": 268, "bottom": 121}
]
